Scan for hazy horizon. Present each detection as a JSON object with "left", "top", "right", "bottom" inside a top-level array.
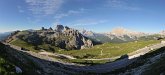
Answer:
[
  {"left": 0, "top": 0, "right": 165, "bottom": 33},
  {"left": 0, "top": 26, "right": 162, "bottom": 34}
]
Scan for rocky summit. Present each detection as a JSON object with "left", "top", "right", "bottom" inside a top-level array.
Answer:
[
  {"left": 5, "top": 25, "right": 93, "bottom": 50},
  {"left": 81, "top": 27, "right": 159, "bottom": 43}
]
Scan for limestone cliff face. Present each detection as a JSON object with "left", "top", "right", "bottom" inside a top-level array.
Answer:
[
  {"left": 6, "top": 25, "right": 93, "bottom": 50},
  {"left": 54, "top": 25, "right": 93, "bottom": 50}
]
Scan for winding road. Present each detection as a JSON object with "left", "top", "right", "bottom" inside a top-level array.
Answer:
[{"left": 3, "top": 42, "right": 165, "bottom": 73}]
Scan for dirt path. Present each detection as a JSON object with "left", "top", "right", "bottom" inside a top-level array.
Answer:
[
  {"left": 39, "top": 52, "right": 76, "bottom": 59},
  {"left": 4, "top": 42, "right": 165, "bottom": 74}
]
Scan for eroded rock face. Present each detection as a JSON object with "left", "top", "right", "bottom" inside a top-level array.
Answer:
[
  {"left": 6, "top": 25, "right": 93, "bottom": 50},
  {"left": 62, "top": 26, "right": 93, "bottom": 50},
  {"left": 56, "top": 25, "right": 64, "bottom": 32}
]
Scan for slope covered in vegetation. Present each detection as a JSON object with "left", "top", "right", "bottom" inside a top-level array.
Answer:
[
  {"left": 0, "top": 42, "right": 42, "bottom": 75},
  {"left": 59, "top": 40, "right": 160, "bottom": 59}
]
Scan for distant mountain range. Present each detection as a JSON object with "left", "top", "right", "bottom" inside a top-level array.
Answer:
[
  {"left": 0, "top": 32, "right": 11, "bottom": 41},
  {"left": 159, "top": 30, "right": 165, "bottom": 35},
  {"left": 4, "top": 25, "right": 93, "bottom": 51},
  {"left": 81, "top": 27, "right": 165, "bottom": 43},
  {"left": 3, "top": 26, "right": 165, "bottom": 44},
  {"left": 1, "top": 26, "right": 165, "bottom": 75}
]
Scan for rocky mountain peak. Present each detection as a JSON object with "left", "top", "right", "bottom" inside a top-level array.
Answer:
[
  {"left": 5, "top": 25, "right": 93, "bottom": 50},
  {"left": 80, "top": 29, "right": 95, "bottom": 37},
  {"left": 111, "top": 27, "right": 134, "bottom": 35},
  {"left": 159, "top": 30, "right": 165, "bottom": 35},
  {"left": 81, "top": 28, "right": 149, "bottom": 43},
  {"left": 109, "top": 27, "right": 146, "bottom": 37},
  {"left": 56, "top": 25, "right": 64, "bottom": 32},
  {"left": 111, "top": 27, "right": 127, "bottom": 35}
]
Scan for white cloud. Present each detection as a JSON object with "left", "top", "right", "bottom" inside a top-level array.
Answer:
[
  {"left": 106, "top": 0, "right": 140, "bottom": 10},
  {"left": 54, "top": 8, "right": 85, "bottom": 20},
  {"left": 17, "top": 6, "right": 24, "bottom": 13},
  {"left": 68, "top": 19, "right": 108, "bottom": 27},
  {"left": 52, "top": 8, "right": 86, "bottom": 25},
  {"left": 25, "top": 0, "right": 63, "bottom": 15},
  {"left": 107, "top": 0, "right": 124, "bottom": 8}
]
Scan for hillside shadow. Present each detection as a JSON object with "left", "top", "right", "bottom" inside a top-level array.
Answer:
[
  {"left": 4, "top": 45, "right": 131, "bottom": 75},
  {"left": 115, "top": 54, "right": 129, "bottom": 61},
  {"left": 104, "top": 46, "right": 165, "bottom": 75},
  {"left": 3, "top": 43, "right": 165, "bottom": 75}
]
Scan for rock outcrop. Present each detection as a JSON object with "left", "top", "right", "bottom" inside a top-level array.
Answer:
[
  {"left": 55, "top": 25, "right": 64, "bottom": 32},
  {"left": 6, "top": 25, "right": 93, "bottom": 50}
]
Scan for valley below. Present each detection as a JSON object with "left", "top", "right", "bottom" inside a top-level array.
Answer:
[
  {"left": 1, "top": 25, "right": 165, "bottom": 75},
  {"left": 1, "top": 0, "right": 165, "bottom": 75},
  {"left": 1, "top": 38, "right": 165, "bottom": 75}
]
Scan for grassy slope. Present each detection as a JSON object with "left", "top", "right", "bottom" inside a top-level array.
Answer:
[
  {"left": 58, "top": 40, "right": 160, "bottom": 59},
  {"left": 143, "top": 58, "right": 165, "bottom": 75},
  {"left": 10, "top": 39, "right": 160, "bottom": 59},
  {"left": 143, "top": 55, "right": 165, "bottom": 75},
  {"left": 9, "top": 31, "right": 161, "bottom": 59},
  {"left": 0, "top": 43, "right": 21, "bottom": 75},
  {"left": 0, "top": 42, "right": 42, "bottom": 75},
  {"left": 0, "top": 57, "right": 18, "bottom": 75},
  {"left": 10, "top": 39, "right": 60, "bottom": 53},
  {"left": 10, "top": 39, "right": 37, "bottom": 52},
  {"left": 56, "top": 40, "right": 160, "bottom": 65},
  {"left": 9, "top": 37, "right": 160, "bottom": 65},
  {"left": 102, "top": 46, "right": 165, "bottom": 75}
]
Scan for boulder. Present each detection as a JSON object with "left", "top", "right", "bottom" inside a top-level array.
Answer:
[{"left": 15, "top": 66, "right": 22, "bottom": 74}]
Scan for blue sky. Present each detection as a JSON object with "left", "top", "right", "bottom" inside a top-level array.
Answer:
[{"left": 0, "top": 0, "right": 165, "bottom": 33}]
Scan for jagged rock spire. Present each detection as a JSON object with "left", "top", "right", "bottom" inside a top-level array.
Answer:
[{"left": 56, "top": 25, "right": 64, "bottom": 32}]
